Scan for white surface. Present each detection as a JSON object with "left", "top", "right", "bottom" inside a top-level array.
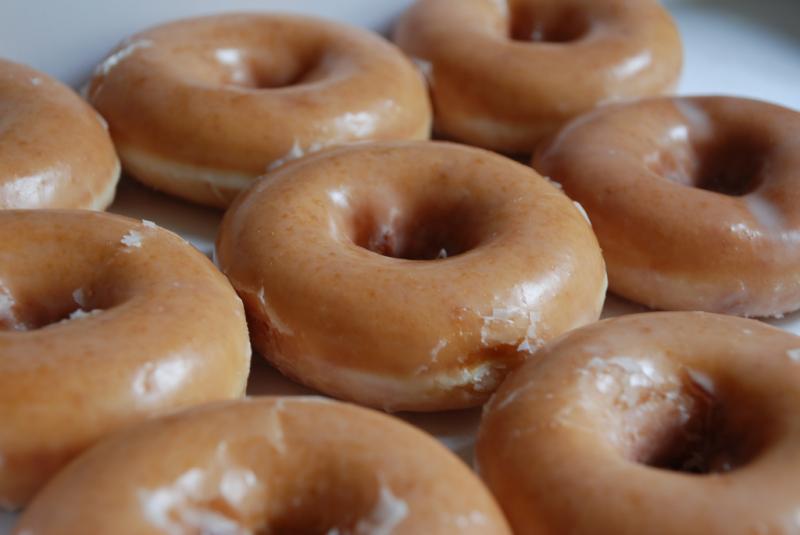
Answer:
[{"left": 1, "top": 0, "right": 799, "bottom": 530}]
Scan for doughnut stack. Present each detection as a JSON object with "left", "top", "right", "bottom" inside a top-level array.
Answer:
[{"left": 2, "top": 1, "right": 799, "bottom": 533}]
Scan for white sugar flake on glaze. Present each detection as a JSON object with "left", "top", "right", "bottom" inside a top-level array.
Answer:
[
  {"left": 335, "top": 111, "right": 379, "bottom": 138},
  {"left": 139, "top": 468, "right": 250, "bottom": 535},
  {"left": 121, "top": 229, "right": 144, "bottom": 248},
  {"left": 788, "top": 349, "right": 800, "bottom": 363},
  {"left": 65, "top": 308, "right": 102, "bottom": 321},
  {"left": 582, "top": 356, "right": 685, "bottom": 414},
  {"left": 132, "top": 359, "right": 193, "bottom": 403},
  {"left": 0, "top": 282, "right": 21, "bottom": 330},
  {"left": 139, "top": 447, "right": 266, "bottom": 535},
  {"left": 434, "top": 362, "right": 503, "bottom": 393}
]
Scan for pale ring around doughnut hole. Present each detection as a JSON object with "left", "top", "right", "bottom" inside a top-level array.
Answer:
[
  {"left": 393, "top": 0, "right": 682, "bottom": 153},
  {"left": 15, "top": 397, "right": 512, "bottom": 534},
  {"left": 0, "top": 210, "right": 251, "bottom": 509},
  {"left": 0, "top": 58, "right": 120, "bottom": 209},
  {"left": 478, "top": 312, "right": 800, "bottom": 535},
  {"left": 87, "top": 13, "right": 432, "bottom": 209},
  {"left": 533, "top": 96, "right": 800, "bottom": 318},
  {"left": 216, "top": 141, "right": 607, "bottom": 412}
]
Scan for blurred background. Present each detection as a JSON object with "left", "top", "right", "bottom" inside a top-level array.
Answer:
[{"left": 0, "top": 0, "right": 798, "bottom": 110}]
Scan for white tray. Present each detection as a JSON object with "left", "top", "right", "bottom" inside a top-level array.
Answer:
[{"left": 1, "top": 0, "right": 799, "bottom": 530}]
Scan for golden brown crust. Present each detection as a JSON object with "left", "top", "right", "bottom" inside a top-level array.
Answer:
[
  {"left": 216, "top": 141, "right": 606, "bottom": 411},
  {"left": 534, "top": 96, "right": 800, "bottom": 317},
  {"left": 0, "top": 210, "right": 250, "bottom": 508},
  {"left": 88, "top": 13, "right": 432, "bottom": 208},
  {"left": 0, "top": 59, "right": 120, "bottom": 209},
  {"left": 16, "top": 397, "right": 511, "bottom": 534},
  {"left": 478, "top": 312, "right": 800, "bottom": 535},
  {"left": 394, "top": 0, "right": 683, "bottom": 153}
]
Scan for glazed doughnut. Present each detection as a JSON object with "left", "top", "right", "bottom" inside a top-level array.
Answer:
[
  {"left": 534, "top": 96, "right": 800, "bottom": 317},
  {"left": 0, "top": 59, "right": 119, "bottom": 209},
  {"left": 217, "top": 141, "right": 606, "bottom": 411},
  {"left": 87, "top": 13, "right": 432, "bottom": 208},
  {"left": 394, "top": 0, "right": 682, "bottom": 153},
  {"left": 478, "top": 312, "right": 800, "bottom": 534},
  {"left": 16, "top": 397, "right": 511, "bottom": 534},
  {"left": 0, "top": 210, "right": 250, "bottom": 509}
]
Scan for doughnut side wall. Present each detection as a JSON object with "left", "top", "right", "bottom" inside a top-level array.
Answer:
[{"left": 0, "top": 211, "right": 251, "bottom": 508}]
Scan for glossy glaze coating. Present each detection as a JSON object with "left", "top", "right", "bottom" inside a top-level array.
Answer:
[
  {"left": 534, "top": 96, "right": 800, "bottom": 317},
  {"left": 0, "top": 211, "right": 251, "bottom": 509},
  {"left": 478, "top": 312, "right": 800, "bottom": 534},
  {"left": 0, "top": 59, "right": 119, "bottom": 209},
  {"left": 87, "top": 13, "right": 432, "bottom": 208},
  {"left": 394, "top": 0, "right": 682, "bottom": 153},
  {"left": 15, "top": 397, "right": 511, "bottom": 534},
  {"left": 217, "top": 141, "right": 606, "bottom": 411}
]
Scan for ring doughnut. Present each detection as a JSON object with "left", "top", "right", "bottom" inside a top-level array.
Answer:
[
  {"left": 394, "top": 0, "right": 682, "bottom": 152},
  {"left": 88, "top": 13, "right": 432, "bottom": 208},
  {"left": 216, "top": 141, "right": 606, "bottom": 411},
  {"left": 0, "top": 59, "right": 119, "bottom": 209},
  {"left": 533, "top": 96, "right": 800, "bottom": 317},
  {"left": 16, "top": 397, "right": 511, "bottom": 534},
  {"left": 478, "top": 312, "right": 800, "bottom": 534},
  {"left": 0, "top": 210, "right": 250, "bottom": 508}
]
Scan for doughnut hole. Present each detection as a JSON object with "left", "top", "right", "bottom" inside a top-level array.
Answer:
[
  {"left": 144, "top": 436, "right": 397, "bottom": 534},
  {"left": 171, "top": 44, "right": 330, "bottom": 90},
  {"left": 268, "top": 478, "right": 387, "bottom": 534},
  {"left": 347, "top": 195, "right": 489, "bottom": 261},
  {"left": 584, "top": 362, "right": 774, "bottom": 475},
  {"left": 212, "top": 48, "right": 327, "bottom": 89},
  {"left": 0, "top": 247, "right": 136, "bottom": 331},
  {"left": 693, "top": 135, "right": 768, "bottom": 196},
  {"left": 650, "top": 132, "right": 768, "bottom": 197},
  {"left": 508, "top": 3, "right": 591, "bottom": 43}
]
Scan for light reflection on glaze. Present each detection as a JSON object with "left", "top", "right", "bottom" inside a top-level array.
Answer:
[
  {"left": 215, "top": 48, "right": 244, "bottom": 66},
  {"left": 745, "top": 194, "right": 785, "bottom": 232},
  {"left": 257, "top": 287, "right": 294, "bottom": 337},
  {"left": 412, "top": 57, "right": 433, "bottom": 83},
  {"left": 675, "top": 99, "right": 713, "bottom": 137},
  {"left": 93, "top": 39, "right": 153, "bottom": 79},
  {"left": 611, "top": 50, "right": 653, "bottom": 80},
  {"left": 267, "top": 140, "right": 329, "bottom": 172},
  {"left": 214, "top": 48, "right": 253, "bottom": 87},
  {"left": 328, "top": 187, "right": 350, "bottom": 209}
]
